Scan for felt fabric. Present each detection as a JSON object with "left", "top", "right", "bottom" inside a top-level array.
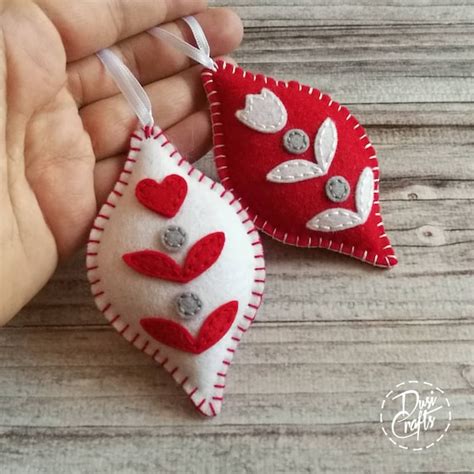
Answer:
[
  {"left": 123, "top": 232, "right": 226, "bottom": 283},
  {"left": 307, "top": 167, "right": 374, "bottom": 231},
  {"left": 140, "top": 300, "right": 238, "bottom": 354},
  {"left": 135, "top": 175, "right": 188, "bottom": 218},
  {"left": 236, "top": 87, "right": 288, "bottom": 133},
  {"left": 202, "top": 61, "right": 397, "bottom": 268},
  {"left": 86, "top": 126, "right": 265, "bottom": 416},
  {"left": 161, "top": 225, "right": 187, "bottom": 250}
]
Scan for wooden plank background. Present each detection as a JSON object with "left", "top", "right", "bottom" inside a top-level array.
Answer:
[{"left": 1, "top": 1, "right": 473, "bottom": 472}]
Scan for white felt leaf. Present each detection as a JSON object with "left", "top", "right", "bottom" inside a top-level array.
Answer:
[
  {"left": 266, "top": 159, "right": 325, "bottom": 183},
  {"left": 306, "top": 167, "right": 375, "bottom": 232},
  {"left": 306, "top": 208, "right": 363, "bottom": 232},
  {"left": 355, "top": 167, "right": 374, "bottom": 222},
  {"left": 314, "top": 118, "right": 337, "bottom": 174},
  {"left": 235, "top": 88, "right": 288, "bottom": 133}
]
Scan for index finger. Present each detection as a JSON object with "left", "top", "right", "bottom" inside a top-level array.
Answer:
[{"left": 37, "top": 0, "right": 208, "bottom": 61}]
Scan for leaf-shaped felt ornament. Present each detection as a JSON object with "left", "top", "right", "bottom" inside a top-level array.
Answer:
[
  {"left": 202, "top": 60, "right": 397, "bottom": 267},
  {"left": 86, "top": 126, "right": 265, "bottom": 416},
  {"left": 88, "top": 46, "right": 264, "bottom": 417}
]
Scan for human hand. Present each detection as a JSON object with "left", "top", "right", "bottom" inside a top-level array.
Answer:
[{"left": 0, "top": 0, "right": 243, "bottom": 324}]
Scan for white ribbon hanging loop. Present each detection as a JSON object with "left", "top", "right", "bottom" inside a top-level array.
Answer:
[
  {"left": 148, "top": 16, "right": 217, "bottom": 71},
  {"left": 97, "top": 16, "right": 215, "bottom": 128},
  {"left": 97, "top": 49, "right": 154, "bottom": 128}
]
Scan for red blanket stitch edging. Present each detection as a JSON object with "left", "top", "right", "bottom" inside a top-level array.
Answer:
[{"left": 85, "top": 125, "right": 265, "bottom": 416}]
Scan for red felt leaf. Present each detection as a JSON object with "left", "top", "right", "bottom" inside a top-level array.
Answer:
[
  {"left": 182, "top": 232, "right": 226, "bottom": 281},
  {"left": 135, "top": 175, "right": 187, "bottom": 218},
  {"left": 122, "top": 250, "right": 182, "bottom": 281},
  {"left": 122, "top": 232, "right": 226, "bottom": 283},
  {"left": 140, "top": 300, "right": 239, "bottom": 354}
]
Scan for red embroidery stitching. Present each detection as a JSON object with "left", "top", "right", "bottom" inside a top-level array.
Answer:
[
  {"left": 135, "top": 175, "right": 188, "bottom": 218},
  {"left": 140, "top": 301, "right": 238, "bottom": 354},
  {"left": 86, "top": 126, "right": 266, "bottom": 417},
  {"left": 122, "top": 232, "right": 225, "bottom": 283}
]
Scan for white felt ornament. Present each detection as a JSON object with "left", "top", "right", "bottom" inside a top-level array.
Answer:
[{"left": 87, "top": 49, "right": 265, "bottom": 416}]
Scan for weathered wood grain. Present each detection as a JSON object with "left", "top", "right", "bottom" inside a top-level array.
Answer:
[
  {"left": 1, "top": 423, "right": 473, "bottom": 474},
  {"left": 1, "top": 1, "right": 473, "bottom": 472},
  {"left": 220, "top": 0, "right": 474, "bottom": 26},
  {"left": 0, "top": 322, "right": 472, "bottom": 426}
]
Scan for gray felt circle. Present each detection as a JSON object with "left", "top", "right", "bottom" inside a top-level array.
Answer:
[
  {"left": 176, "top": 293, "right": 203, "bottom": 319},
  {"left": 326, "top": 176, "right": 350, "bottom": 203},
  {"left": 283, "top": 128, "right": 310, "bottom": 154},
  {"left": 161, "top": 225, "right": 187, "bottom": 251}
]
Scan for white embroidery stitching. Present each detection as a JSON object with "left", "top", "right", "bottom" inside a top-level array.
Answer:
[
  {"left": 235, "top": 88, "right": 287, "bottom": 133},
  {"left": 315, "top": 117, "right": 337, "bottom": 174},
  {"left": 204, "top": 61, "right": 397, "bottom": 267},
  {"left": 356, "top": 167, "right": 374, "bottom": 221},
  {"left": 306, "top": 209, "right": 362, "bottom": 232},
  {"left": 306, "top": 167, "right": 374, "bottom": 232},
  {"left": 266, "top": 159, "right": 325, "bottom": 183},
  {"left": 266, "top": 118, "right": 338, "bottom": 183}
]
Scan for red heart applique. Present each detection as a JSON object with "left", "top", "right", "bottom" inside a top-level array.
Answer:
[
  {"left": 123, "top": 232, "right": 225, "bottom": 283},
  {"left": 135, "top": 175, "right": 188, "bottom": 218},
  {"left": 140, "top": 301, "right": 238, "bottom": 354}
]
